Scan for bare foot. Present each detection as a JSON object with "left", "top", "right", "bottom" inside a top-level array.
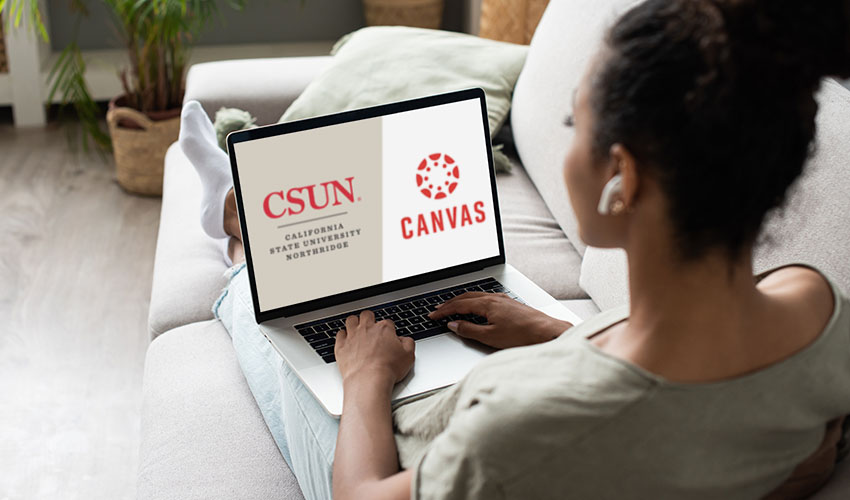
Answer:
[
  {"left": 228, "top": 237, "right": 245, "bottom": 265},
  {"left": 223, "top": 188, "right": 242, "bottom": 241},
  {"left": 223, "top": 188, "right": 246, "bottom": 265}
]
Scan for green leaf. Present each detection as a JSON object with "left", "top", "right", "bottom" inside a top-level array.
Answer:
[
  {"left": 32, "top": 4, "right": 48, "bottom": 41},
  {"left": 47, "top": 41, "right": 112, "bottom": 152},
  {"left": 14, "top": 0, "right": 23, "bottom": 27},
  {"left": 1, "top": 0, "right": 49, "bottom": 42}
]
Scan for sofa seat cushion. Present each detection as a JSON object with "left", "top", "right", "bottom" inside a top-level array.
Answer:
[
  {"left": 497, "top": 159, "right": 586, "bottom": 299},
  {"left": 138, "top": 320, "right": 304, "bottom": 500},
  {"left": 148, "top": 145, "right": 229, "bottom": 338},
  {"left": 558, "top": 299, "right": 601, "bottom": 322}
]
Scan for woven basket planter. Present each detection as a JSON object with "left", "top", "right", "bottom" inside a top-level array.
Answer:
[
  {"left": 362, "top": 0, "right": 444, "bottom": 29},
  {"left": 107, "top": 96, "right": 180, "bottom": 197},
  {"left": 479, "top": 0, "right": 549, "bottom": 45}
]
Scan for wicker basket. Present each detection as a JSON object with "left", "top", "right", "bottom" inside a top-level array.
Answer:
[
  {"left": 479, "top": 0, "right": 549, "bottom": 45},
  {"left": 0, "top": 14, "right": 8, "bottom": 74},
  {"left": 106, "top": 100, "right": 180, "bottom": 197},
  {"left": 362, "top": 0, "right": 444, "bottom": 29}
]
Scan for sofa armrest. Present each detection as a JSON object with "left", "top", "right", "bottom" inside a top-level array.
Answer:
[
  {"left": 148, "top": 144, "right": 230, "bottom": 339},
  {"left": 183, "top": 56, "right": 333, "bottom": 125}
]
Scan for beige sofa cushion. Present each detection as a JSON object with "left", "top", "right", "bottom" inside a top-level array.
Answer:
[
  {"left": 148, "top": 145, "right": 229, "bottom": 338},
  {"left": 184, "top": 56, "right": 333, "bottom": 125},
  {"left": 580, "top": 80, "right": 850, "bottom": 310},
  {"left": 497, "top": 158, "right": 585, "bottom": 299},
  {"left": 579, "top": 247, "right": 629, "bottom": 311},
  {"left": 558, "top": 299, "right": 600, "bottom": 321},
  {"left": 511, "top": 0, "right": 639, "bottom": 256},
  {"left": 138, "top": 320, "right": 303, "bottom": 500}
]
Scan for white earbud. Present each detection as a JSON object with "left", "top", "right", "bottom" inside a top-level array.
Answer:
[{"left": 597, "top": 174, "right": 624, "bottom": 215}]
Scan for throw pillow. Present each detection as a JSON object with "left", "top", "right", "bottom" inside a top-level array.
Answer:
[
  {"left": 278, "top": 26, "right": 529, "bottom": 173},
  {"left": 214, "top": 107, "right": 257, "bottom": 150},
  {"left": 578, "top": 247, "right": 630, "bottom": 311}
]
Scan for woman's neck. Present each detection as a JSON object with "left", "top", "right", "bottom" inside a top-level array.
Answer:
[
  {"left": 627, "top": 242, "right": 761, "bottom": 334},
  {"left": 609, "top": 237, "right": 769, "bottom": 381}
]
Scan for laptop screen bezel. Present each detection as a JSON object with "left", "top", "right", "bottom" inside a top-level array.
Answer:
[{"left": 227, "top": 88, "right": 506, "bottom": 323}]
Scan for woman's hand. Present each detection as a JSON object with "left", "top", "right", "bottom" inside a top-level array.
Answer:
[
  {"left": 335, "top": 310, "right": 416, "bottom": 387},
  {"left": 429, "top": 292, "right": 573, "bottom": 349},
  {"left": 333, "top": 311, "right": 415, "bottom": 500}
]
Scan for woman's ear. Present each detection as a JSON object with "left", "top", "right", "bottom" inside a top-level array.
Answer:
[{"left": 609, "top": 144, "right": 640, "bottom": 210}]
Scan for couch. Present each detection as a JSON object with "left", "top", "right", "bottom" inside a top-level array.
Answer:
[{"left": 138, "top": 0, "right": 850, "bottom": 498}]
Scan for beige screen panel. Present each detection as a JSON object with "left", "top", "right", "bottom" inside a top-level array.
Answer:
[{"left": 234, "top": 118, "right": 383, "bottom": 312}]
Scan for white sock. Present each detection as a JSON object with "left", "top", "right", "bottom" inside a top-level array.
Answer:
[{"left": 179, "top": 100, "right": 232, "bottom": 240}]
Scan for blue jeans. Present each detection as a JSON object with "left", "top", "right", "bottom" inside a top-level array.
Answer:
[{"left": 214, "top": 264, "right": 338, "bottom": 500}]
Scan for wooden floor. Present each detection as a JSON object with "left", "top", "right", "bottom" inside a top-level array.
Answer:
[{"left": 0, "top": 116, "right": 161, "bottom": 500}]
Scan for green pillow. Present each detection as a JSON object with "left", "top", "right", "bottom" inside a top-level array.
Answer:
[{"left": 279, "top": 26, "right": 529, "bottom": 173}]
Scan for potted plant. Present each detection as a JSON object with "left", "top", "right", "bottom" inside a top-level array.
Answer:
[{"left": 2, "top": 0, "right": 244, "bottom": 196}]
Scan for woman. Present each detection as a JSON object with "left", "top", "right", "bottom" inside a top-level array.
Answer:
[{"left": 181, "top": 0, "right": 850, "bottom": 498}]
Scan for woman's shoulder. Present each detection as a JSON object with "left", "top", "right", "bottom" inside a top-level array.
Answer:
[
  {"left": 756, "top": 264, "right": 843, "bottom": 356},
  {"left": 757, "top": 264, "right": 837, "bottom": 326}
]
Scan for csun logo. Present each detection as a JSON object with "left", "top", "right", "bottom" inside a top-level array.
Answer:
[
  {"left": 416, "top": 153, "right": 459, "bottom": 200},
  {"left": 263, "top": 177, "right": 357, "bottom": 219}
]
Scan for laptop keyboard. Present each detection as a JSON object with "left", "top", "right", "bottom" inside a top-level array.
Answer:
[{"left": 294, "top": 277, "right": 522, "bottom": 364}]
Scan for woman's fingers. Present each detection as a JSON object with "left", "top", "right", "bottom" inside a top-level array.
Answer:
[
  {"left": 436, "top": 291, "right": 488, "bottom": 309},
  {"left": 429, "top": 296, "right": 490, "bottom": 319},
  {"left": 359, "top": 309, "right": 375, "bottom": 324},
  {"left": 344, "top": 310, "right": 376, "bottom": 333},
  {"left": 447, "top": 320, "right": 493, "bottom": 342},
  {"left": 452, "top": 291, "right": 490, "bottom": 300},
  {"left": 399, "top": 336, "right": 415, "bottom": 354},
  {"left": 334, "top": 329, "right": 347, "bottom": 358},
  {"left": 345, "top": 314, "right": 360, "bottom": 331}
]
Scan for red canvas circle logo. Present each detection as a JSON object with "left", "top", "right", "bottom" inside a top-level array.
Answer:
[{"left": 416, "top": 153, "right": 459, "bottom": 200}]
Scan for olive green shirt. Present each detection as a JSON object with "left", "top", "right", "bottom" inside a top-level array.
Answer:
[{"left": 392, "top": 276, "right": 850, "bottom": 499}]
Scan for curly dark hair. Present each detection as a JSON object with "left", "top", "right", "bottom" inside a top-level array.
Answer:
[{"left": 591, "top": 0, "right": 850, "bottom": 260}]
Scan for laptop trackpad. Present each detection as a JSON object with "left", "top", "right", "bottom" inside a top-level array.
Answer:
[
  {"left": 391, "top": 333, "right": 492, "bottom": 403},
  {"left": 302, "top": 332, "right": 492, "bottom": 416}
]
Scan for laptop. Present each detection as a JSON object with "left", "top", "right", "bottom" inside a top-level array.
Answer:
[{"left": 227, "top": 88, "right": 582, "bottom": 416}]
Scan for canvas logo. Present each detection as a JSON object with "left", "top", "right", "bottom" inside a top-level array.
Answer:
[
  {"left": 401, "top": 152, "right": 486, "bottom": 239},
  {"left": 416, "top": 153, "right": 459, "bottom": 200}
]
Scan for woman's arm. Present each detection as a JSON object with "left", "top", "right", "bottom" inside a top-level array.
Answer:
[{"left": 332, "top": 311, "right": 415, "bottom": 500}]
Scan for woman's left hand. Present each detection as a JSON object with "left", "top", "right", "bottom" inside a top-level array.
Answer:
[{"left": 335, "top": 310, "right": 416, "bottom": 386}]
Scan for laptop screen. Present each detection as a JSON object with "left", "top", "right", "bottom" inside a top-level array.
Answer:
[{"left": 230, "top": 90, "right": 504, "bottom": 320}]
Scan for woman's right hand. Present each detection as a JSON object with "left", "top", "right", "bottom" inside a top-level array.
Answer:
[{"left": 428, "top": 292, "right": 572, "bottom": 349}]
